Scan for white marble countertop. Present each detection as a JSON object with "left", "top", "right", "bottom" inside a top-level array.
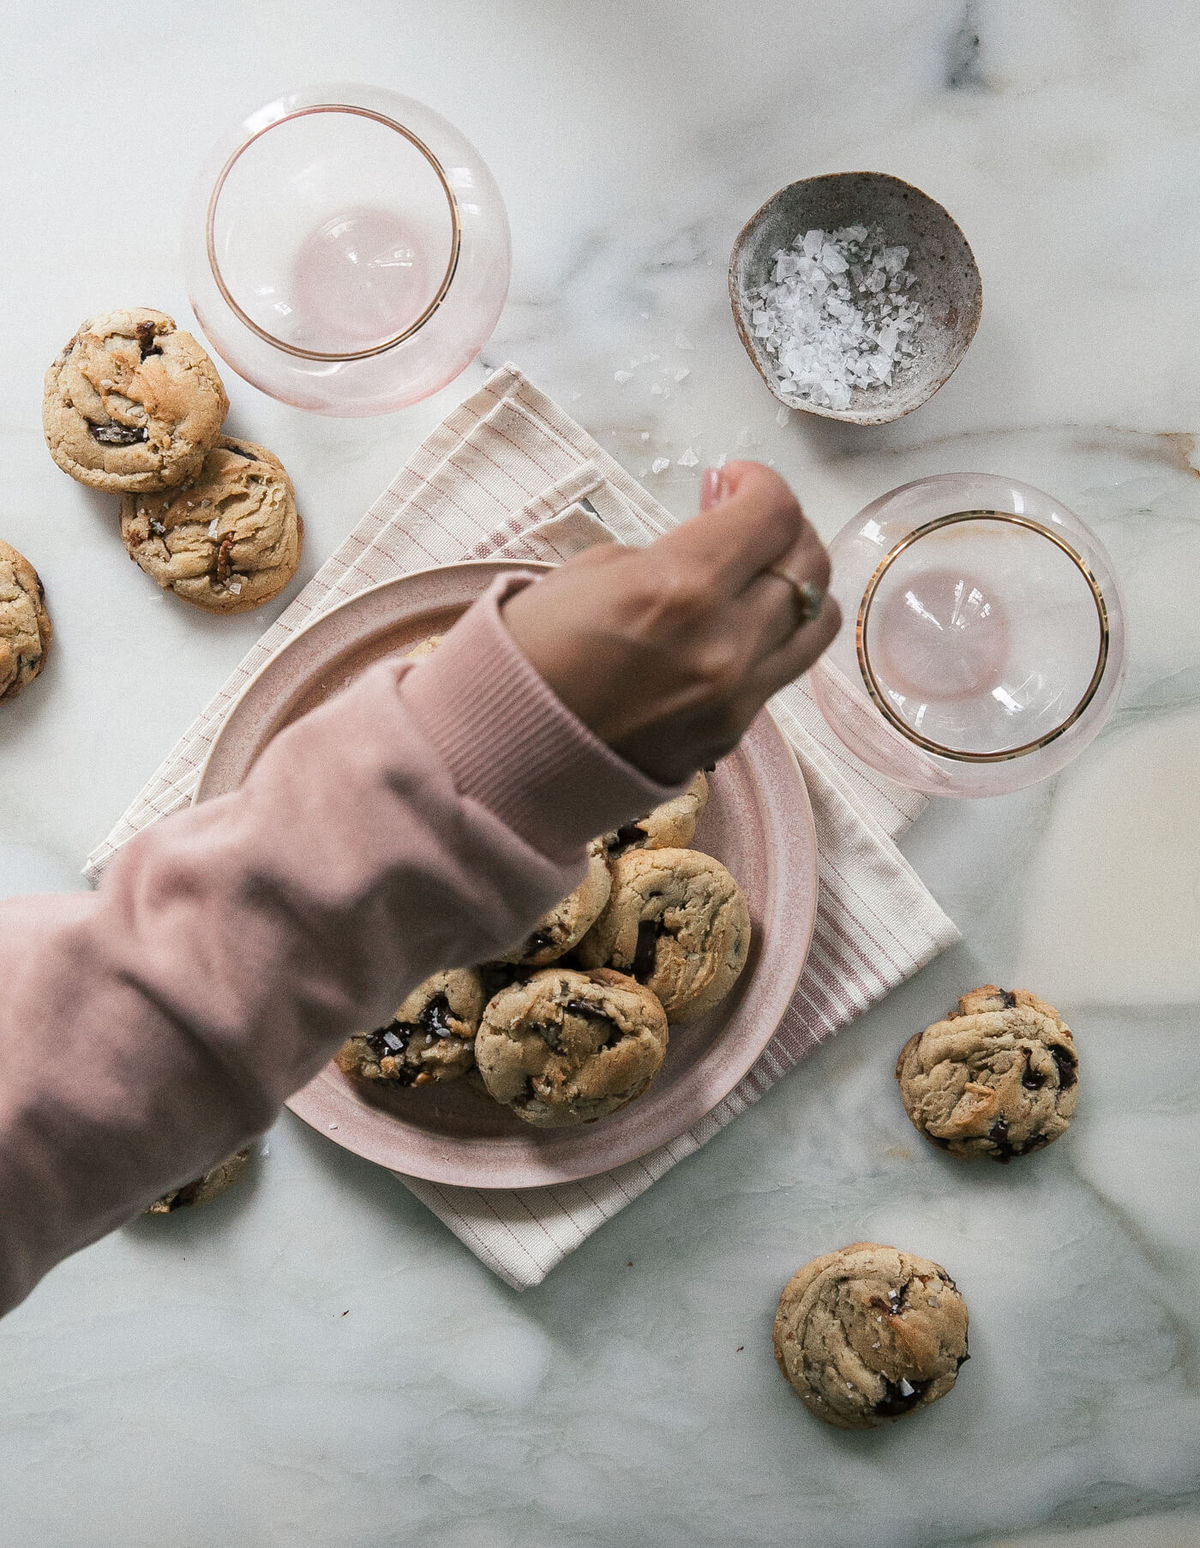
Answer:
[{"left": 2, "top": 2, "right": 1198, "bottom": 1544}]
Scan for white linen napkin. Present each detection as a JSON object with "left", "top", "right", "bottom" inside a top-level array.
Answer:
[{"left": 86, "top": 363, "right": 959, "bottom": 1290}]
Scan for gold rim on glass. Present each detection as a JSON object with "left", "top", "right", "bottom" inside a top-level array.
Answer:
[
  {"left": 856, "top": 510, "right": 1111, "bottom": 764},
  {"left": 206, "top": 103, "right": 463, "bottom": 363}
]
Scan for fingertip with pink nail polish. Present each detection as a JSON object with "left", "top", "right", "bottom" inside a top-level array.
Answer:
[{"left": 699, "top": 467, "right": 726, "bottom": 511}]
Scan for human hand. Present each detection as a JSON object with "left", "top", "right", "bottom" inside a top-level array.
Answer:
[{"left": 501, "top": 462, "right": 841, "bottom": 783}]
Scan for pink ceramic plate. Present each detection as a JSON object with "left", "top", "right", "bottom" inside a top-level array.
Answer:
[{"left": 196, "top": 561, "right": 818, "bottom": 1188}]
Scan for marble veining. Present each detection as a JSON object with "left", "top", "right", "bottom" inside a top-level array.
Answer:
[{"left": 1, "top": 1, "right": 1199, "bottom": 1544}]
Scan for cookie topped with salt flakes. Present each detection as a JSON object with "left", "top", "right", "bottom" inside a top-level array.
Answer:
[{"left": 119, "top": 435, "right": 303, "bottom": 614}]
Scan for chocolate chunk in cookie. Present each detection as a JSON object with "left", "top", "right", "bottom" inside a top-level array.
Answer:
[
  {"left": 895, "top": 985, "right": 1079, "bottom": 1162},
  {"left": 773, "top": 1242, "right": 969, "bottom": 1429}
]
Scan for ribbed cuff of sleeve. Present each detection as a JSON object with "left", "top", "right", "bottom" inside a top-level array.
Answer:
[{"left": 400, "top": 575, "right": 684, "bottom": 864}]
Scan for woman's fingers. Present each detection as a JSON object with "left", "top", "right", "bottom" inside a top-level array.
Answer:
[
  {"left": 501, "top": 460, "right": 841, "bottom": 782},
  {"left": 753, "top": 591, "right": 843, "bottom": 696},
  {"left": 653, "top": 462, "right": 812, "bottom": 593},
  {"left": 733, "top": 523, "right": 835, "bottom": 657}
]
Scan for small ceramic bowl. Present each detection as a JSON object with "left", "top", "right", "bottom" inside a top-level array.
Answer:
[{"left": 729, "top": 171, "right": 982, "bottom": 425}]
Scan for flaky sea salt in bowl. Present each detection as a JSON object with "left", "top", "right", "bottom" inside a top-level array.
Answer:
[{"left": 729, "top": 172, "right": 981, "bottom": 425}]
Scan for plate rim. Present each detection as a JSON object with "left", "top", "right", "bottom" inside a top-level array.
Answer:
[
  {"left": 194, "top": 559, "right": 551, "bottom": 802},
  {"left": 195, "top": 560, "right": 818, "bottom": 1188}
]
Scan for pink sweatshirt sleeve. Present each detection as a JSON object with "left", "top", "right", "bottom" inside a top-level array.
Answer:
[{"left": 0, "top": 577, "right": 678, "bottom": 1316}]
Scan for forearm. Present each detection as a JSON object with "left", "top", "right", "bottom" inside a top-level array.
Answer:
[{"left": 0, "top": 579, "right": 675, "bottom": 1315}]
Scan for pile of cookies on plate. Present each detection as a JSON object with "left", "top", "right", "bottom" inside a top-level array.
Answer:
[
  {"left": 336, "top": 744, "right": 752, "bottom": 1128},
  {"left": 3, "top": 306, "right": 306, "bottom": 706}
]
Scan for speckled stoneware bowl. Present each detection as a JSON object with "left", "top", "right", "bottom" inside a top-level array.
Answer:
[
  {"left": 729, "top": 171, "right": 982, "bottom": 425},
  {"left": 195, "top": 560, "right": 818, "bottom": 1189}
]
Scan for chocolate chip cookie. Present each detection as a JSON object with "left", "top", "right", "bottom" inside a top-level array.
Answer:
[
  {"left": 43, "top": 308, "right": 228, "bottom": 492},
  {"left": 145, "top": 1149, "right": 251, "bottom": 1214},
  {"left": 498, "top": 838, "right": 612, "bottom": 966},
  {"left": 773, "top": 1242, "right": 970, "bottom": 1430},
  {"left": 474, "top": 967, "right": 669, "bottom": 1126},
  {"left": 576, "top": 848, "right": 751, "bottom": 1023},
  {"left": 603, "top": 769, "right": 709, "bottom": 858},
  {"left": 336, "top": 969, "right": 487, "bottom": 1087},
  {"left": 0, "top": 539, "right": 52, "bottom": 703},
  {"left": 119, "top": 436, "right": 303, "bottom": 614},
  {"left": 896, "top": 985, "right": 1079, "bottom": 1162}
]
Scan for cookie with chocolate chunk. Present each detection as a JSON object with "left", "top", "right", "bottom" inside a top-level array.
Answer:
[
  {"left": 773, "top": 1242, "right": 969, "bottom": 1430},
  {"left": 336, "top": 969, "right": 487, "bottom": 1087},
  {"left": 43, "top": 308, "right": 228, "bottom": 492},
  {"left": 120, "top": 436, "right": 302, "bottom": 614},
  {"left": 474, "top": 967, "right": 669, "bottom": 1127},
  {"left": 895, "top": 985, "right": 1079, "bottom": 1162},
  {"left": 603, "top": 769, "right": 709, "bottom": 858},
  {"left": 0, "top": 539, "right": 52, "bottom": 703},
  {"left": 576, "top": 847, "right": 751, "bottom": 1023},
  {"left": 497, "top": 838, "right": 612, "bottom": 966},
  {"left": 145, "top": 1149, "right": 251, "bottom": 1213}
]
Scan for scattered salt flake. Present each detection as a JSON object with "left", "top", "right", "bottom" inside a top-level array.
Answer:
[
  {"left": 649, "top": 382, "right": 665, "bottom": 396},
  {"left": 207, "top": 518, "right": 219, "bottom": 538},
  {"left": 674, "top": 332, "right": 695, "bottom": 351},
  {"left": 614, "top": 369, "right": 634, "bottom": 383},
  {"left": 100, "top": 378, "right": 115, "bottom": 390},
  {"left": 639, "top": 310, "right": 649, "bottom": 319},
  {"left": 672, "top": 366, "right": 690, "bottom": 383},
  {"left": 639, "top": 431, "right": 651, "bottom": 441},
  {"left": 650, "top": 457, "right": 671, "bottom": 474},
  {"left": 736, "top": 427, "right": 757, "bottom": 448},
  {"left": 229, "top": 581, "right": 243, "bottom": 594},
  {"left": 261, "top": 1145, "right": 271, "bottom": 1157},
  {"left": 715, "top": 452, "right": 727, "bottom": 469},
  {"left": 677, "top": 447, "right": 700, "bottom": 468},
  {"left": 570, "top": 391, "right": 582, "bottom": 401},
  {"left": 328, "top": 1122, "right": 339, "bottom": 1131},
  {"left": 775, "top": 406, "right": 791, "bottom": 427}
]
